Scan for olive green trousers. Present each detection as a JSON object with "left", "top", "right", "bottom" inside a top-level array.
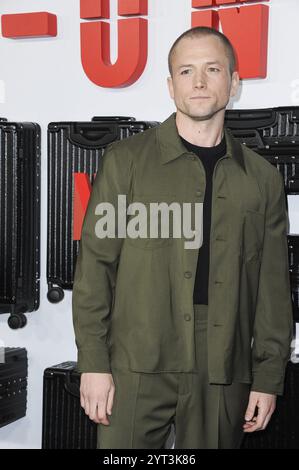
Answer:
[{"left": 97, "top": 304, "right": 251, "bottom": 449}]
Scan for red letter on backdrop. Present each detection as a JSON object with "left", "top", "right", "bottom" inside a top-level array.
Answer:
[
  {"left": 73, "top": 173, "right": 93, "bottom": 241},
  {"left": 192, "top": 0, "right": 215, "bottom": 6},
  {"left": 80, "top": 0, "right": 148, "bottom": 87},
  {"left": 118, "top": 0, "right": 148, "bottom": 16},
  {"left": 192, "top": 2, "right": 269, "bottom": 79},
  {"left": 192, "top": 0, "right": 269, "bottom": 4},
  {"left": 192, "top": 10, "right": 219, "bottom": 28},
  {"left": 80, "top": 0, "right": 110, "bottom": 18},
  {"left": 1, "top": 12, "right": 57, "bottom": 38},
  {"left": 219, "top": 5, "right": 269, "bottom": 78}
]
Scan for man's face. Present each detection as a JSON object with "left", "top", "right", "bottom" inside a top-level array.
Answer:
[{"left": 167, "top": 35, "right": 239, "bottom": 121}]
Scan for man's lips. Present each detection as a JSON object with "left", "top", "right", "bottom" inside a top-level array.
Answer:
[{"left": 190, "top": 96, "right": 210, "bottom": 99}]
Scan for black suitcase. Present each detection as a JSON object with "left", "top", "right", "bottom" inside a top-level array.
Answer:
[
  {"left": 288, "top": 235, "right": 299, "bottom": 323},
  {"left": 42, "top": 361, "right": 97, "bottom": 449},
  {"left": 225, "top": 107, "right": 299, "bottom": 194},
  {"left": 0, "top": 347, "right": 28, "bottom": 428},
  {"left": 0, "top": 119, "right": 41, "bottom": 328},
  {"left": 46, "top": 116, "right": 160, "bottom": 303},
  {"left": 241, "top": 361, "right": 299, "bottom": 449}
]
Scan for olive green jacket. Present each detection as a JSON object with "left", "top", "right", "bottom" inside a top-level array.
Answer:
[{"left": 72, "top": 112, "right": 293, "bottom": 395}]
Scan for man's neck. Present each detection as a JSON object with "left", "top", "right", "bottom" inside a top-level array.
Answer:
[{"left": 175, "top": 110, "right": 225, "bottom": 147}]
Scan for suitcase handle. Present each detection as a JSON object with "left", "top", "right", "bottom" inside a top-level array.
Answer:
[
  {"left": 64, "top": 370, "right": 80, "bottom": 398},
  {"left": 229, "top": 128, "right": 265, "bottom": 149},
  {"left": 225, "top": 109, "right": 276, "bottom": 128},
  {"left": 92, "top": 116, "right": 136, "bottom": 122},
  {"left": 70, "top": 123, "right": 118, "bottom": 148}
]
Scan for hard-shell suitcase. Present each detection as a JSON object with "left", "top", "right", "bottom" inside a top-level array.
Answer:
[
  {"left": 42, "top": 361, "right": 97, "bottom": 449},
  {"left": 0, "top": 347, "right": 28, "bottom": 428},
  {"left": 91, "top": 116, "right": 136, "bottom": 122},
  {"left": 225, "top": 107, "right": 299, "bottom": 194},
  {"left": 47, "top": 116, "right": 159, "bottom": 303},
  {"left": 0, "top": 119, "right": 41, "bottom": 328},
  {"left": 288, "top": 235, "right": 299, "bottom": 323}
]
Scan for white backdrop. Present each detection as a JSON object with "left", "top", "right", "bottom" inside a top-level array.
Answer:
[{"left": 0, "top": 0, "right": 298, "bottom": 449}]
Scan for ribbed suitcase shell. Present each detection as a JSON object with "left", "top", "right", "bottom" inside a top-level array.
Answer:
[
  {"left": 224, "top": 107, "right": 299, "bottom": 194},
  {"left": 288, "top": 235, "right": 299, "bottom": 323},
  {"left": 0, "top": 347, "right": 28, "bottom": 428},
  {"left": 42, "top": 361, "right": 97, "bottom": 449},
  {"left": 241, "top": 362, "right": 299, "bottom": 449},
  {"left": 0, "top": 120, "right": 40, "bottom": 328},
  {"left": 46, "top": 116, "right": 159, "bottom": 303}
]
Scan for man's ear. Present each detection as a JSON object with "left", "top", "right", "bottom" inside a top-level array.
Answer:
[
  {"left": 167, "top": 76, "right": 174, "bottom": 100},
  {"left": 230, "top": 71, "right": 240, "bottom": 98}
]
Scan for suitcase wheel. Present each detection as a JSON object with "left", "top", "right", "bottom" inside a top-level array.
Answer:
[
  {"left": 47, "top": 286, "right": 64, "bottom": 303},
  {"left": 8, "top": 313, "right": 27, "bottom": 329}
]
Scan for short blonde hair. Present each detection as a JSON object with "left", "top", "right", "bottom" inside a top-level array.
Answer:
[{"left": 168, "top": 26, "right": 237, "bottom": 77}]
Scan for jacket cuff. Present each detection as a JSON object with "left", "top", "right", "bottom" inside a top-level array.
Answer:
[
  {"left": 251, "top": 371, "right": 286, "bottom": 396},
  {"left": 76, "top": 346, "right": 111, "bottom": 373}
]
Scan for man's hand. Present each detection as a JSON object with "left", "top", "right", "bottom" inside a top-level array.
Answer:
[
  {"left": 243, "top": 391, "right": 276, "bottom": 432},
  {"left": 80, "top": 372, "right": 115, "bottom": 425}
]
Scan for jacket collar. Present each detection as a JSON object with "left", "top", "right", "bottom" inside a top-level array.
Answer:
[{"left": 157, "top": 112, "right": 246, "bottom": 174}]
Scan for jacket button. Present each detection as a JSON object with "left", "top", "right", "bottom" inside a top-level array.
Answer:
[
  {"left": 184, "top": 314, "right": 191, "bottom": 321},
  {"left": 196, "top": 190, "right": 202, "bottom": 197},
  {"left": 188, "top": 155, "right": 196, "bottom": 161},
  {"left": 184, "top": 271, "right": 192, "bottom": 279}
]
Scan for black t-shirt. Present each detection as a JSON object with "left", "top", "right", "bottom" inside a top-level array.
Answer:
[{"left": 180, "top": 132, "right": 227, "bottom": 305}]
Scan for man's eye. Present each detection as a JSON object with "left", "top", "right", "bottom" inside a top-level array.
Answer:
[
  {"left": 181, "top": 69, "right": 191, "bottom": 75},
  {"left": 208, "top": 67, "right": 220, "bottom": 72}
]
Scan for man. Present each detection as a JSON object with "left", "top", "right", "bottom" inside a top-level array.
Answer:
[{"left": 72, "top": 26, "right": 293, "bottom": 449}]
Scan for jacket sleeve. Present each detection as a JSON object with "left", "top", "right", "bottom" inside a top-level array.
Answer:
[
  {"left": 72, "top": 142, "right": 132, "bottom": 373},
  {"left": 251, "top": 169, "right": 293, "bottom": 395}
]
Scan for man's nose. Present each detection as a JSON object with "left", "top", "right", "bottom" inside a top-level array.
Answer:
[{"left": 193, "top": 71, "right": 207, "bottom": 88}]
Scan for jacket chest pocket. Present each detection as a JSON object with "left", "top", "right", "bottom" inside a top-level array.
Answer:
[
  {"left": 240, "top": 209, "right": 265, "bottom": 263},
  {"left": 126, "top": 194, "right": 177, "bottom": 250}
]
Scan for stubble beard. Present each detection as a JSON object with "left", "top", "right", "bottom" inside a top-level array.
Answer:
[{"left": 179, "top": 101, "right": 227, "bottom": 122}]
